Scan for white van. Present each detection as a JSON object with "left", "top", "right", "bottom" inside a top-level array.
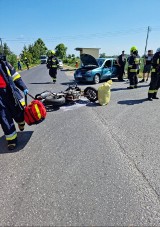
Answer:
[
  {"left": 58, "top": 59, "right": 63, "bottom": 69},
  {"left": 40, "top": 55, "right": 47, "bottom": 64}
]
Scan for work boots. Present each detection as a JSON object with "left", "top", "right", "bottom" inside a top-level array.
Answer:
[
  {"left": 152, "top": 92, "right": 159, "bottom": 99},
  {"left": 139, "top": 79, "right": 144, "bottom": 83},
  {"left": 18, "top": 121, "right": 25, "bottom": 131},
  {"left": 7, "top": 138, "right": 17, "bottom": 150}
]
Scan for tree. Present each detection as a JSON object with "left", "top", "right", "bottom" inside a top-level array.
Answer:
[
  {"left": 68, "top": 54, "right": 72, "bottom": 58},
  {"left": 99, "top": 53, "right": 106, "bottom": 58},
  {"left": 3, "top": 43, "right": 12, "bottom": 56},
  {"left": 21, "top": 45, "right": 32, "bottom": 64},
  {"left": 55, "top": 43, "right": 67, "bottom": 59},
  {"left": 7, "top": 54, "right": 17, "bottom": 69},
  {"left": 34, "top": 38, "right": 47, "bottom": 57},
  {"left": 0, "top": 43, "right": 17, "bottom": 68},
  {"left": 20, "top": 38, "right": 48, "bottom": 63}
]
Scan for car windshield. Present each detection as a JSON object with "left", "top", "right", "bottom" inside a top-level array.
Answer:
[{"left": 96, "top": 58, "right": 105, "bottom": 66}]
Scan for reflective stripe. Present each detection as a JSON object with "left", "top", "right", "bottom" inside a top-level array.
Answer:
[
  {"left": 157, "top": 59, "right": 160, "bottom": 64},
  {"left": 148, "top": 90, "right": 155, "bottom": 94},
  {"left": 155, "top": 90, "right": 158, "bottom": 92},
  {"left": 21, "top": 101, "right": 25, "bottom": 106},
  {"left": 51, "top": 65, "right": 57, "bottom": 68},
  {"left": 130, "top": 69, "right": 137, "bottom": 72},
  {"left": 6, "top": 66, "right": 11, "bottom": 76},
  {"left": 134, "top": 58, "right": 140, "bottom": 64},
  {"left": 12, "top": 72, "right": 21, "bottom": 81},
  {"left": 151, "top": 68, "right": 156, "bottom": 72},
  {"left": 6, "top": 131, "right": 17, "bottom": 140},
  {"left": 20, "top": 98, "right": 25, "bottom": 106},
  {"left": 130, "top": 85, "right": 135, "bottom": 88},
  {"left": 35, "top": 104, "right": 41, "bottom": 119}
]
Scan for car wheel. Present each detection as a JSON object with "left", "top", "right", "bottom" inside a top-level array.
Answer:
[
  {"left": 93, "top": 74, "right": 100, "bottom": 84},
  {"left": 84, "top": 87, "right": 98, "bottom": 102}
]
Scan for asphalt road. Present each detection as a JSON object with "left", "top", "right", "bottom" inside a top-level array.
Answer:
[{"left": 1, "top": 65, "right": 160, "bottom": 226}]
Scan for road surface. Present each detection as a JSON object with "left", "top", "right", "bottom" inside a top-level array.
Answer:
[{"left": 1, "top": 65, "right": 160, "bottom": 226}]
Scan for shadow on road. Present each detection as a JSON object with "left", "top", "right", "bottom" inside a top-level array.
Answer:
[
  {"left": 86, "top": 102, "right": 100, "bottom": 107},
  {"left": 111, "top": 84, "right": 149, "bottom": 92},
  {"left": 60, "top": 81, "right": 77, "bottom": 86},
  {"left": 0, "top": 131, "right": 33, "bottom": 154},
  {"left": 118, "top": 98, "right": 149, "bottom": 105},
  {"left": 111, "top": 87, "right": 128, "bottom": 92},
  {"left": 30, "top": 82, "right": 53, "bottom": 84},
  {"left": 61, "top": 69, "right": 75, "bottom": 72},
  {"left": 60, "top": 81, "right": 105, "bottom": 87},
  {"left": 45, "top": 105, "right": 60, "bottom": 112},
  {"left": 137, "top": 84, "right": 150, "bottom": 88}
]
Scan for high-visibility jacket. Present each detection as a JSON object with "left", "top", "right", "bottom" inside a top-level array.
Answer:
[
  {"left": 0, "top": 60, "right": 27, "bottom": 106},
  {"left": 128, "top": 54, "right": 140, "bottom": 73},
  {"left": 151, "top": 52, "right": 160, "bottom": 74},
  {"left": 148, "top": 52, "right": 160, "bottom": 98},
  {"left": 47, "top": 56, "right": 59, "bottom": 69}
]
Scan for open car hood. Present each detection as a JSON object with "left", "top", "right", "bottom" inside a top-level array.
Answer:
[{"left": 80, "top": 54, "right": 99, "bottom": 67}]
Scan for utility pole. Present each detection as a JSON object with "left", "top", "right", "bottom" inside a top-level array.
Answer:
[{"left": 144, "top": 26, "right": 151, "bottom": 56}]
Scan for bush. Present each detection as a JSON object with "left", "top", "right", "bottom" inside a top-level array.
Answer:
[{"left": 6, "top": 54, "right": 17, "bottom": 69}]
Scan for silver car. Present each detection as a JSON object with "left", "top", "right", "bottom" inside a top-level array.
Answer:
[{"left": 58, "top": 59, "right": 63, "bottom": 69}]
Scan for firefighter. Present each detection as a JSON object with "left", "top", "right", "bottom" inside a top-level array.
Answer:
[
  {"left": 46, "top": 50, "right": 59, "bottom": 83},
  {"left": 0, "top": 54, "right": 28, "bottom": 150},
  {"left": 148, "top": 48, "right": 160, "bottom": 101},
  {"left": 24, "top": 57, "right": 29, "bottom": 70},
  {"left": 127, "top": 46, "right": 140, "bottom": 89},
  {"left": 17, "top": 59, "right": 22, "bottom": 70}
]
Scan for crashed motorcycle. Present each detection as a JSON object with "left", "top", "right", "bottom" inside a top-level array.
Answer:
[{"left": 35, "top": 84, "right": 98, "bottom": 107}]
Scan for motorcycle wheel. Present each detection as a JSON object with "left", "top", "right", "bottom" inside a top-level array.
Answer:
[
  {"left": 84, "top": 87, "right": 98, "bottom": 102},
  {"left": 44, "top": 95, "right": 66, "bottom": 106}
]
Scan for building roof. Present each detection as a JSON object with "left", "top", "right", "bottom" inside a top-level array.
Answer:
[{"left": 75, "top": 47, "right": 101, "bottom": 51}]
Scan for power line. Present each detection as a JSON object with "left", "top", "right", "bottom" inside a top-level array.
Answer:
[{"left": 2, "top": 26, "right": 152, "bottom": 43}]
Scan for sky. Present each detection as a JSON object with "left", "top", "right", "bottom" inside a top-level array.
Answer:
[{"left": 0, "top": 0, "right": 160, "bottom": 57}]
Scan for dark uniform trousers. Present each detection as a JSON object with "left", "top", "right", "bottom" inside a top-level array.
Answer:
[
  {"left": 47, "top": 56, "right": 59, "bottom": 83},
  {"left": 129, "top": 72, "right": 138, "bottom": 87},
  {"left": 0, "top": 88, "right": 24, "bottom": 140},
  {"left": 148, "top": 52, "right": 160, "bottom": 99},
  {"left": 148, "top": 72, "right": 160, "bottom": 98},
  {"left": 49, "top": 67, "right": 57, "bottom": 82},
  {"left": 128, "top": 55, "right": 140, "bottom": 88}
]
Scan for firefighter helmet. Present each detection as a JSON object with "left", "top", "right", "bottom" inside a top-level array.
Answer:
[
  {"left": 51, "top": 50, "right": 55, "bottom": 55},
  {"left": 156, "top": 47, "right": 160, "bottom": 53},
  {"left": 130, "top": 46, "right": 138, "bottom": 52}
]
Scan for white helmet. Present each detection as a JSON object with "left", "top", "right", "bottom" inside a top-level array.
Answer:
[{"left": 156, "top": 47, "right": 160, "bottom": 53}]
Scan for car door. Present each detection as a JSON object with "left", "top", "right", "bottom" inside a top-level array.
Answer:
[
  {"left": 111, "top": 59, "right": 118, "bottom": 78},
  {"left": 101, "top": 60, "right": 112, "bottom": 79}
]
